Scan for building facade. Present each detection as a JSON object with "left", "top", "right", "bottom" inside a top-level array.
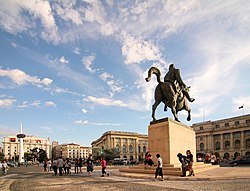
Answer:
[
  {"left": 192, "top": 114, "right": 250, "bottom": 159},
  {"left": 52, "top": 143, "right": 92, "bottom": 159},
  {"left": 91, "top": 131, "right": 148, "bottom": 161},
  {"left": 2, "top": 135, "right": 51, "bottom": 160}
]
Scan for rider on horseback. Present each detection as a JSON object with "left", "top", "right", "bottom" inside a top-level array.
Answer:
[{"left": 163, "top": 64, "right": 195, "bottom": 111}]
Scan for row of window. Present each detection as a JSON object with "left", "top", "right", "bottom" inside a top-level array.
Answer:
[
  {"left": 199, "top": 119, "right": 250, "bottom": 130},
  {"left": 199, "top": 131, "right": 250, "bottom": 141},
  {"left": 115, "top": 144, "right": 147, "bottom": 154},
  {"left": 199, "top": 139, "right": 250, "bottom": 151}
]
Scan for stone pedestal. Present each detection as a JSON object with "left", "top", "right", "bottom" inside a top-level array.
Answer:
[{"left": 148, "top": 118, "right": 196, "bottom": 166}]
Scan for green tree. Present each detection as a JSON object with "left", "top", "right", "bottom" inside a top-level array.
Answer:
[
  {"left": 0, "top": 153, "right": 4, "bottom": 161},
  {"left": 92, "top": 147, "right": 101, "bottom": 160},
  {"left": 24, "top": 152, "right": 32, "bottom": 161},
  {"left": 38, "top": 149, "right": 47, "bottom": 163}
]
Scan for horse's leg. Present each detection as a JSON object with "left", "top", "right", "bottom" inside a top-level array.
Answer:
[
  {"left": 171, "top": 100, "right": 179, "bottom": 122},
  {"left": 186, "top": 106, "right": 191, "bottom": 121},
  {"left": 152, "top": 100, "right": 161, "bottom": 121}
]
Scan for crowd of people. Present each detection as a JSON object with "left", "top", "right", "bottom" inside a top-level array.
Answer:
[{"left": 42, "top": 155, "right": 109, "bottom": 177}]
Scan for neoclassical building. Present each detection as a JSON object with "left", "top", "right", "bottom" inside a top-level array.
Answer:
[
  {"left": 91, "top": 131, "right": 148, "bottom": 161},
  {"left": 2, "top": 135, "right": 51, "bottom": 160},
  {"left": 192, "top": 114, "right": 250, "bottom": 159},
  {"left": 52, "top": 142, "right": 92, "bottom": 160}
]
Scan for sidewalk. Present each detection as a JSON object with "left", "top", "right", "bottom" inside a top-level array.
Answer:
[{"left": 114, "top": 166, "right": 250, "bottom": 181}]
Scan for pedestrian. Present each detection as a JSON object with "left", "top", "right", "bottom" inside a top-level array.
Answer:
[
  {"left": 2, "top": 160, "right": 8, "bottom": 175},
  {"left": 43, "top": 159, "right": 47, "bottom": 172},
  {"left": 101, "top": 156, "right": 109, "bottom": 177},
  {"left": 154, "top": 154, "right": 164, "bottom": 181},
  {"left": 65, "top": 158, "right": 71, "bottom": 174},
  {"left": 177, "top": 153, "right": 188, "bottom": 177},
  {"left": 74, "top": 158, "right": 79, "bottom": 174},
  {"left": 0, "top": 161, "right": 2, "bottom": 175},
  {"left": 79, "top": 158, "right": 83, "bottom": 173},
  {"left": 86, "top": 155, "right": 94, "bottom": 176},
  {"left": 52, "top": 158, "right": 58, "bottom": 176},
  {"left": 57, "top": 157, "right": 64, "bottom": 176},
  {"left": 186, "top": 150, "right": 195, "bottom": 176},
  {"left": 47, "top": 160, "right": 52, "bottom": 172}
]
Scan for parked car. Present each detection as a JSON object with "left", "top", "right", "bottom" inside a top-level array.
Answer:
[
  {"left": 7, "top": 161, "right": 16, "bottom": 167},
  {"left": 112, "top": 158, "right": 127, "bottom": 165},
  {"left": 229, "top": 157, "right": 250, "bottom": 167}
]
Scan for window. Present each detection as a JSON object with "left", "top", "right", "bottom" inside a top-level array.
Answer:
[
  {"left": 116, "top": 144, "right": 120, "bottom": 152},
  {"left": 245, "top": 131, "right": 250, "bottom": 137},
  {"left": 215, "top": 124, "right": 220, "bottom": 128},
  {"left": 215, "top": 142, "right": 220, "bottom": 150},
  {"left": 200, "top": 143, "right": 204, "bottom": 151},
  {"left": 225, "top": 123, "right": 229, "bottom": 127},
  {"left": 143, "top": 146, "right": 147, "bottom": 153},
  {"left": 246, "top": 139, "right": 250, "bottom": 148},
  {"left": 235, "top": 140, "right": 240, "bottom": 149},
  {"left": 138, "top": 146, "right": 141, "bottom": 153},
  {"left": 234, "top": 133, "right": 240, "bottom": 138},
  {"left": 129, "top": 145, "right": 133, "bottom": 153},
  {"left": 122, "top": 145, "right": 127, "bottom": 153},
  {"left": 235, "top": 121, "right": 240, "bottom": 125},
  {"left": 199, "top": 126, "right": 203, "bottom": 130},
  {"left": 225, "top": 141, "right": 230, "bottom": 150},
  {"left": 246, "top": 119, "right": 250, "bottom": 124},
  {"left": 200, "top": 136, "right": 203, "bottom": 141},
  {"left": 214, "top": 134, "right": 220, "bottom": 140},
  {"left": 223, "top": 133, "right": 230, "bottom": 139}
]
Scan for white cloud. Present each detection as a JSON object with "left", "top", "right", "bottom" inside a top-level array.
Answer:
[
  {"left": 82, "top": 108, "right": 88, "bottom": 113},
  {"left": 72, "top": 47, "right": 81, "bottom": 55},
  {"left": 82, "top": 54, "right": 96, "bottom": 73},
  {"left": 0, "top": 99, "right": 16, "bottom": 108},
  {"left": 121, "top": 33, "right": 164, "bottom": 64},
  {"left": 0, "top": 68, "right": 53, "bottom": 87},
  {"left": 59, "top": 56, "right": 69, "bottom": 64},
  {"left": 17, "top": 101, "right": 29, "bottom": 109},
  {"left": 84, "top": 96, "right": 127, "bottom": 107},
  {"left": 75, "top": 120, "right": 121, "bottom": 126},
  {"left": 54, "top": 86, "right": 80, "bottom": 96},
  {"left": 30, "top": 100, "right": 41, "bottom": 108},
  {"left": 0, "top": 0, "right": 60, "bottom": 43},
  {"left": 45, "top": 101, "right": 57, "bottom": 107},
  {"left": 99, "top": 72, "right": 124, "bottom": 97}
]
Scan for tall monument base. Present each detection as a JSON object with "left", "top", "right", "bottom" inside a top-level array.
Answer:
[{"left": 148, "top": 118, "right": 196, "bottom": 166}]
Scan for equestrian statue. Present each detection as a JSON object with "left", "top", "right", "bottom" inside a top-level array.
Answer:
[{"left": 145, "top": 64, "right": 195, "bottom": 122}]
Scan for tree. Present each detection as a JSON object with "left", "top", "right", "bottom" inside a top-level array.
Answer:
[
  {"left": 24, "top": 152, "right": 32, "bottom": 161},
  {"left": 0, "top": 153, "right": 4, "bottom": 161},
  {"left": 92, "top": 147, "right": 120, "bottom": 161},
  {"left": 37, "top": 149, "right": 47, "bottom": 163}
]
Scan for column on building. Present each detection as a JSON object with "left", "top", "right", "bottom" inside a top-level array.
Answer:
[
  {"left": 220, "top": 134, "right": 223, "bottom": 150},
  {"left": 126, "top": 138, "right": 129, "bottom": 158},
  {"left": 120, "top": 138, "right": 122, "bottom": 158},
  {"left": 240, "top": 131, "right": 244, "bottom": 149},
  {"left": 210, "top": 133, "right": 214, "bottom": 151},
  {"left": 230, "top": 132, "right": 234, "bottom": 150},
  {"left": 134, "top": 138, "right": 138, "bottom": 161}
]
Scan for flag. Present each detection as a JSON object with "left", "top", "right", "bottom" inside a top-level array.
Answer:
[{"left": 239, "top": 105, "right": 244, "bottom": 109}]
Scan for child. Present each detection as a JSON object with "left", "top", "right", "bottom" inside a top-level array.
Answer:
[{"left": 101, "top": 156, "right": 109, "bottom": 177}]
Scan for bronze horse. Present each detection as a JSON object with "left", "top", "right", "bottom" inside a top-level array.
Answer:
[{"left": 145, "top": 67, "right": 191, "bottom": 122}]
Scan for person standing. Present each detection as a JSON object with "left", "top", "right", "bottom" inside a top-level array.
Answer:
[
  {"left": 154, "top": 154, "right": 164, "bottom": 181},
  {"left": 177, "top": 153, "right": 188, "bottom": 177},
  {"left": 52, "top": 158, "right": 58, "bottom": 176},
  {"left": 79, "top": 158, "right": 83, "bottom": 173},
  {"left": 43, "top": 160, "right": 47, "bottom": 172},
  {"left": 74, "top": 158, "right": 79, "bottom": 174},
  {"left": 65, "top": 158, "right": 71, "bottom": 174},
  {"left": 47, "top": 160, "right": 52, "bottom": 172},
  {"left": 2, "top": 160, "right": 8, "bottom": 175},
  {"left": 101, "top": 156, "right": 109, "bottom": 177},
  {"left": 57, "top": 157, "right": 64, "bottom": 176},
  {"left": 86, "top": 155, "right": 94, "bottom": 176},
  {"left": 186, "top": 150, "right": 195, "bottom": 176}
]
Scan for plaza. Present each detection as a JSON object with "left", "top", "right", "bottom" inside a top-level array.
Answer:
[{"left": 1, "top": 165, "right": 250, "bottom": 191}]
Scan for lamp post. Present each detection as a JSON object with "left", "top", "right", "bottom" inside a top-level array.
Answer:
[{"left": 17, "top": 123, "right": 26, "bottom": 163}]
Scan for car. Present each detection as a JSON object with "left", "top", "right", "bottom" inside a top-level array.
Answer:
[
  {"left": 229, "top": 157, "right": 250, "bottom": 167},
  {"left": 7, "top": 161, "right": 16, "bottom": 167}
]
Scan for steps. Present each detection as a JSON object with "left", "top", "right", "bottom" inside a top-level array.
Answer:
[{"left": 119, "top": 162, "right": 219, "bottom": 177}]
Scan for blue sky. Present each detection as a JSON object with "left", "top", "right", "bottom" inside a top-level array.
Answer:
[{"left": 0, "top": 0, "right": 249, "bottom": 147}]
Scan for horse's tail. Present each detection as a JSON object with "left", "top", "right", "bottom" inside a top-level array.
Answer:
[{"left": 145, "top": 67, "right": 162, "bottom": 83}]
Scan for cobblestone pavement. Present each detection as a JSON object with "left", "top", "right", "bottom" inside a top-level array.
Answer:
[{"left": 1, "top": 166, "right": 250, "bottom": 191}]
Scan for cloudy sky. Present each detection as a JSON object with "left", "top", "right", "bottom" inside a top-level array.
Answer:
[{"left": 0, "top": 0, "right": 249, "bottom": 147}]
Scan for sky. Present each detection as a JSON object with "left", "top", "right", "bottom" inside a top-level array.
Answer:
[{"left": 0, "top": 0, "right": 250, "bottom": 147}]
